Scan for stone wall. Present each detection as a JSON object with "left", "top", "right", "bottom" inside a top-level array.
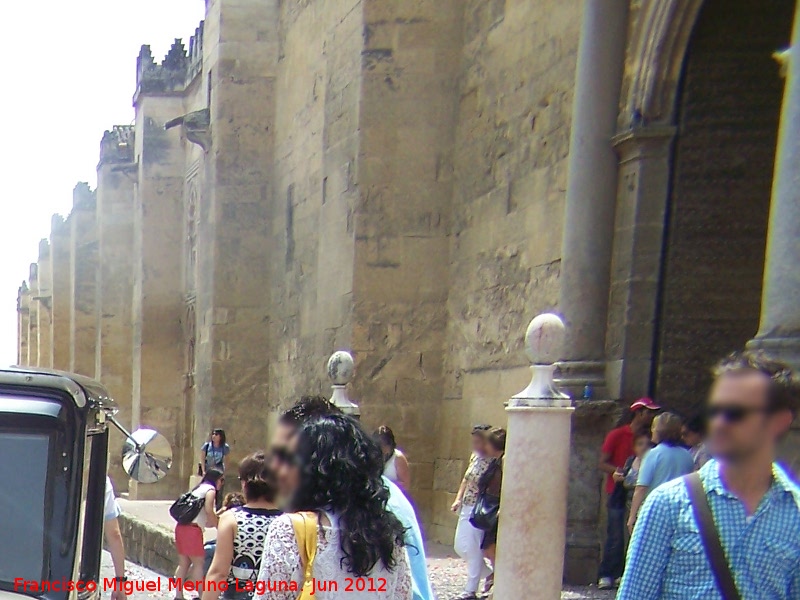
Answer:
[
  {"left": 117, "top": 513, "right": 175, "bottom": 577},
  {"left": 433, "top": 0, "right": 581, "bottom": 544}
]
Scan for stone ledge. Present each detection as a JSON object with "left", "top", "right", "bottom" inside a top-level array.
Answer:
[{"left": 118, "top": 512, "right": 176, "bottom": 577}]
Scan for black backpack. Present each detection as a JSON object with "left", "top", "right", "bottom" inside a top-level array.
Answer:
[{"left": 169, "top": 489, "right": 206, "bottom": 525}]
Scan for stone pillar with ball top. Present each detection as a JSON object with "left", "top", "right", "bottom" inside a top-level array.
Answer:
[
  {"left": 327, "top": 350, "right": 360, "bottom": 418},
  {"left": 493, "top": 313, "right": 574, "bottom": 599}
]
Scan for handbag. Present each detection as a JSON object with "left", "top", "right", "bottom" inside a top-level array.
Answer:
[
  {"left": 469, "top": 459, "right": 501, "bottom": 531},
  {"left": 684, "top": 472, "right": 742, "bottom": 600},
  {"left": 169, "top": 489, "right": 206, "bottom": 525},
  {"left": 289, "top": 511, "right": 319, "bottom": 600}
]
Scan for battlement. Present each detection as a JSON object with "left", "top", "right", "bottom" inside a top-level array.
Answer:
[
  {"left": 99, "top": 125, "right": 135, "bottom": 165},
  {"left": 38, "top": 238, "right": 50, "bottom": 259},
  {"left": 135, "top": 21, "right": 204, "bottom": 99},
  {"left": 72, "top": 182, "right": 96, "bottom": 210}
]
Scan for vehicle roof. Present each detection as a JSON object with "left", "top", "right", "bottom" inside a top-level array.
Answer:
[{"left": 0, "top": 366, "right": 117, "bottom": 411}]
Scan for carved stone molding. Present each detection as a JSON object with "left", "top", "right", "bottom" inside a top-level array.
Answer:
[{"left": 621, "top": 0, "right": 704, "bottom": 128}]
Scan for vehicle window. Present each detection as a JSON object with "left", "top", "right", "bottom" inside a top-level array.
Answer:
[{"left": 0, "top": 431, "right": 51, "bottom": 583}]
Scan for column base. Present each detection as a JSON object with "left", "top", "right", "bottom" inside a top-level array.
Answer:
[
  {"left": 555, "top": 360, "right": 608, "bottom": 399},
  {"left": 746, "top": 335, "right": 800, "bottom": 369}
]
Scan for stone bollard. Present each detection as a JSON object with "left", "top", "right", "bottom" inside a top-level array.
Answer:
[
  {"left": 493, "top": 313, "right": 574, "bottom": 599},
  {"left": 327, "top": 350, "right": 360, "bottom": 418}
]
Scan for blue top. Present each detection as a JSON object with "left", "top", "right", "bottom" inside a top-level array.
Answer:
[
  {"left": 618, "top": 460, "right": 800, "bottom": 599},
  {"left": 383, "top": 477, "right": 433, "bottom": 600},
  {"left": 637, "top": 442, "right": 694, "bottom": 492},
  {"left": 202, "top": 441, "right": 230, "bottom": 472}
]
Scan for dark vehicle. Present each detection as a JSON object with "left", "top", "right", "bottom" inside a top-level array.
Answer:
[{"left": 0, "top": 368, "right": 172, "bottom": 600}]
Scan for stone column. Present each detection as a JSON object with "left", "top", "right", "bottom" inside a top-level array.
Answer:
[
  {"left": 605, "top": 126, "right": 676, "bottom": 399},
  {"left": 27, "top": 263, "right": 39, "bottom": 367},
  {"left": 36, "top": 239, "right": 53, "bottom": 368},
  {"left": 69, "top": 183, "right": 98, "bottom": 377},
  {"left": 129, "top": 90, "right": 187, "bottom": 500},
  {"left": 96, "top": 126, "right": 137, "bottom": 491},
  {"left": 50, "top": 215, "right": 72, "bottom": 371},
  {"left": 557, "top": 0, "right": 629, "bottom": 396},
  {"left": 17, "top": 283, "right": 31, "bottom": 365},
  {"left": 494, "top": 314, "right": 573, "bottom": 599},
  {"left": 749, "top": 6, "right": 800, "bottom": 365}
]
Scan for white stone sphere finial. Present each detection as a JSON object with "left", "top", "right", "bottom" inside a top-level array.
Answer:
[
  {"left": 327, "top": 350, "right": 355, "bottom": 385},
  {"left": 327, "top": 350, "right": 360, "bottom": 417},
  {"left": 511, "top": 313, "right": 571, "bottom": 407},
  {"left": 524, "top": 313, "right": 566, "bottom": 365}
]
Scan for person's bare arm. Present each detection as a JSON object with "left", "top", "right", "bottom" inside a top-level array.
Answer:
[
  {"left": 598, "top": 450, "right": 618, "bottom": 475},
  {"left": 395, "top": 453, "right": 411, "bottom": 492},
  {"left": 104, "top": 517, "right": 127, "bottom": 600},
  {"left": 202, "top": 513, "right": 236, "bottom": 600},
  {"left": 205, "top": 490, "right": 219, "bottom": 528},
  {"left": 451, "top": 477, "right": 468, "bottom": 511},
  {"left": 627, "top": 485, "right": 648, "bottom": 533}
]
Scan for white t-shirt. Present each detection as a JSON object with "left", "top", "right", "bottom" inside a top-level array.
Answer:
[{"left": 104, "top": 476, "right": 121, "bottom": 521}]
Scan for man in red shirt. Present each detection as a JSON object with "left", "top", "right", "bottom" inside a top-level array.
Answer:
[{"left": 597, "top": 397, "right": 660, "bottom": 589}]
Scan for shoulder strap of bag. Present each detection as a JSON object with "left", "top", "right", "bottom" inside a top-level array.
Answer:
[
  {"left": 684, "top": 472, "right": 742, "bottom": 600},
  {"left": 289, "top": 511, "right": 319, "bottom": 600}
]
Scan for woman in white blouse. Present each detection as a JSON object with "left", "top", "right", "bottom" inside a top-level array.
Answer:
[{"left": 255, "top": 414, "right": 412, "bottom": 600}]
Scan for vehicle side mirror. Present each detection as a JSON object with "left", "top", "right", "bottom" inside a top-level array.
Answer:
[{"left": 121, "top": 429, "right": 173, "bottom": 483}]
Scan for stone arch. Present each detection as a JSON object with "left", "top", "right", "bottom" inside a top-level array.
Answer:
[
  {"left": 606, "top": 0, "right": 792, "bottom": 401},
  {"left": 621, "top": 0, "right": 704, "bottom": 127}
]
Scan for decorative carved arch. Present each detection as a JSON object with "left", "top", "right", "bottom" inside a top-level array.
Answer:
[{"left": 621, "top": 0, "right": 705, "bottom": 127}]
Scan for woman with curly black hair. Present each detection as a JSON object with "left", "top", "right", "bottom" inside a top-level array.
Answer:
[{"left": 254, "top": 414, "right": 412, "bottom": 599}]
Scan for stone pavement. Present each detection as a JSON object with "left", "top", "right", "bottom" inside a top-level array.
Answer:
[{"left": 114, "top": 501, "right": 615, "bottom": 600}]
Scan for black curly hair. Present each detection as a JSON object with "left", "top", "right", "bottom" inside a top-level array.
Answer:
[
  {"left": 291, "top": 413, "right": 406, "bottom": 577},
  {"left": 279, "top": 395, "right": 340, "bottom": 428}
]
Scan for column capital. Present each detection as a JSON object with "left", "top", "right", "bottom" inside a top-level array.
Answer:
[{"left": 612, "top": 125, "right": 677, "bottom": 161}]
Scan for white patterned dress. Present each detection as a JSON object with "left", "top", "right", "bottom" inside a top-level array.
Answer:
[
  {"left": 228, "top": 507, "right": 283, "bottom": 593},
  {"left": 254, "top": 511, "right": 412, "bottom": 600}
]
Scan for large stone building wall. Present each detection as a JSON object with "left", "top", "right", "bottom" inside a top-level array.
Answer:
[{"left": 16, "top": 0, "right": 800, "bottom": 584}]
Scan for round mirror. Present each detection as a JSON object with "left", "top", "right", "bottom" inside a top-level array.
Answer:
[{"left": 122, "top": 429, "right": 173, "bottom": 483}]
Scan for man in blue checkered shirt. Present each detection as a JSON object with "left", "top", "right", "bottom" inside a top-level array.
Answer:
[{"left": 617, "top": 351, "right": 800, "bottom": 599}]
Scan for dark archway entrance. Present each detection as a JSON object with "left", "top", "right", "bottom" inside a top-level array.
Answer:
[{"left": 653, "top": 0, "right": 794, "bottom": 414}]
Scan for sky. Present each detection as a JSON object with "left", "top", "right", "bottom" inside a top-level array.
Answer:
[{"left": 0, "top": 1, "right": 206, "bottom": 365}]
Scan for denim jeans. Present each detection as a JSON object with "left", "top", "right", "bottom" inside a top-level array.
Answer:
[
  {"left": 598, "top": 504, "right": 626, "bottom": 579},
  {"left": 204, "top": 541, "right": 216, "bottom": 575}
]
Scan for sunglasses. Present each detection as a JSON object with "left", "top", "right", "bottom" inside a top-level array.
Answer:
[
  {"left": 707, "top": 405, "right": 769, "bottom": 424},
  {"left": 271, "top": 446, "right": 301, "bottom": 466}
]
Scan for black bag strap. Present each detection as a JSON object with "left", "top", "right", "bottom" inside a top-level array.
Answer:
[{"left": 684, "top": 472, "right": 742, "bottom": 600}]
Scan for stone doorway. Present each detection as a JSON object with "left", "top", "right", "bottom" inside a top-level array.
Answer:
[{"left": 652, "top": 0, "right": 795, "bottom": 415}]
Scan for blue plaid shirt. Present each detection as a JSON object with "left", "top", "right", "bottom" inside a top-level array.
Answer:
[{"left": 617, "top": 460, "right": 800, "bottom": 599}]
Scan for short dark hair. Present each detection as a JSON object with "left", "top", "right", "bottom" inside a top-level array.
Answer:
[
  {"left": 238, "top": 451, "right": 278, "bottom": 502},
  {"left": 279, "top": 395, "right": 341, "bottom": 428},
  {"left": 374, "top": 425, "right": 396, "bottom": 451},
  {"left": 713, "top": 350, "right": 799, "bottom": 415},
  {"left": 487, "top": 427, "right": 506, "bottom": 452},
  {"left": 471, "top": 424, "right": 491, "bottom": 435},
  {"left": 684, "top": 413, "right": 707, "bottom": 436}
]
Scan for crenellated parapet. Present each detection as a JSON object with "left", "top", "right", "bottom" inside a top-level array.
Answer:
[
  {"left": 72, "top": 182, "right": 96, "bottom": 211},
  {"left": 99, "top": 125, "right": 135, "bottom": 165},
  {"left": 135, "top": 22, "right": 204, "bottom": 100}
]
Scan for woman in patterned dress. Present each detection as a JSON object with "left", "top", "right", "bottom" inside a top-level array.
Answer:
[
  {"left": 203, "top": 452, "right": 282, "bottom": 600},
  {"left": 450, "top": 425, "right": 493, "bottom": 600},
  {"left": 254, "top": 413, "right": 412, "bottom": 599}
]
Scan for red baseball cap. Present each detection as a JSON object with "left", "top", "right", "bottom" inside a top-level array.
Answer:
[{"left": 630, "top": 397, "right": 660, "bottom": 411}]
